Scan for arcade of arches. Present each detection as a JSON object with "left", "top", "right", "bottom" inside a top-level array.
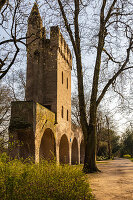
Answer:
[
  {"left": 9, "top": 102, "right": 85, "bottom": 165},
  {"left": 39, "top": 130, "right": 85, "bottom": 165}
]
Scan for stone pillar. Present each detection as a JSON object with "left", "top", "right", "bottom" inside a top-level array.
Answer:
[{"left": 69, "top": 140, "right": 72, "bottom": 165}]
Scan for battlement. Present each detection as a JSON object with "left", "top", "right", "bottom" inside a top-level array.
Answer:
[
  {"left": 47, "top": 26, "right": 72, "bottom": 69},
  {"left": 27, "top": 3, "right": 72, "bottom": 69},
  {"left": 58, "top": 29, "right": 72, "bottom": 69}
]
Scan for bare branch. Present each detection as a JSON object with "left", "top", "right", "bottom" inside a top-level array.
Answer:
[
  {"left": 103, "top": 48, "right": 121, "bottom": 64},
  {"left": 97, "top": 36, "right": 133, "bottom": 106},
  {"left": 0, "top": 47, "right": 19, "bottom": 79},
  {"left": 57, "top": 0, "right": 76, "bottom": 53},
  {"left": 104, "top": 0, "right": 117, "bottom": 24}
]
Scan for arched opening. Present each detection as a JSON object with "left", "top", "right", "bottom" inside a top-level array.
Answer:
[
  {"left": 80, "top": 140, "right": 85, "bottom": 164},
  {"left": 59, "top": 134, "right": 69, "bottom": 164},
  {"left": 71, "top": 137, "right": 79, "bottom": 165},
  {"left": 39, "top": 128, "right": 56, "bottom": 161}
]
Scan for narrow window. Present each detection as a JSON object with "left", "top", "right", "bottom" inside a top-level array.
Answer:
[
  {"left": 67, "top": 46, "right": 69, "bottom": 55},
  {"left": 67, "top": 110, "right": 69, "bottom": 121},
  {"left": 64, "top": 41, "right": 66, "bottom": 53},
  {"left": 67, "top": 78, "right": 68, "bottom": 89},
  {"left": 62, "top": 106, "right": 63, "bottom": 118},
  {"left": 62, "top": 71, "right": 63, "bottom": 84},
  {"left": 61, "top": 35, "right": 63, "bottom": 44}
]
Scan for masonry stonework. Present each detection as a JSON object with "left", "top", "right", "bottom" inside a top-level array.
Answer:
[{"left": 9, "top": 3, "right": 84, "bottom": 164}]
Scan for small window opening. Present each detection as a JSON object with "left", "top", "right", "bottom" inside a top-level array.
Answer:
[
  {"left": 62, "top": 106, "right": 64, "bottom": 118},
  {"left": 67, "top": 78, "right": 68, "bottom": 89},
  {"left": 62, "top": 71, "right": 63, "bottom": 84},
  {"left": 64, "top": 41, "right": 66, "bottom": 52},
  {"left": 61, "top": 35, "right": 63, "bottom": 44},
  {"left": 67, "top": 110, "right": 69, "bottom": 121},
  {"left": 67, "top": 46, "right": 69, "bottom": 55}
]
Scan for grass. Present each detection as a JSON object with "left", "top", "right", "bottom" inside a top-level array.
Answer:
[
  {"left": 129, "top": 158, "right": 133, "bottom": 162},
  {"left": 0, "top": 153, "right": 94, "bottom": 200},
  {"left": 96, "top": 161, "right": 109, "bottom": 164}
]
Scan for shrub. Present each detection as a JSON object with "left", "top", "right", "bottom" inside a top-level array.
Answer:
[
  {"left": 96, "top": 156, "right": 108, "bottom": 161},
  {"left": 97, "top": 141, "right": 108, "bottom": 158},
  {"left": 0, "top": 153, "right": 93, "bottom": 200},
  {"left": 123, "top": 154, "right": 131, "bottom": 159}
]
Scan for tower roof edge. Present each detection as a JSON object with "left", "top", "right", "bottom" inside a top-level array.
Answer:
[{"left": 28, "top": 2, "right": 42, "bottom": 23}]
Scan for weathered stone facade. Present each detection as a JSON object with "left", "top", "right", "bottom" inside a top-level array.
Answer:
[{"left": 9, "top": 3, "right": 84, "bottom": 164}]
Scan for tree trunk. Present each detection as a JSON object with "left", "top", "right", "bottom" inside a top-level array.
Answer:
[
  {"left": 106, "top": 115, "right": 111, "bottom": 159},
  {"left": 83, "top": 123, "right": 99, "bottom": 173},
  {"left": 107, "top": 126, "right": 111, "bottom": 159},
  {"left": 82, "top": 0, "right": 107, "bottom": 173},
  {"left": 57, "top": 0, "right": 118, "bottom": 173}
]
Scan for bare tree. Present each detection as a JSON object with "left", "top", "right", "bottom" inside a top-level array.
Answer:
[
  {"left": 71, "top": 92, "right": 90, "bottom": 126},
  {"left": 0, "top": 84, "right": 11, "bottom": 151},
  {"left": 43, "top": 0, "right": 133, "bottom": 172},
  {"left": 0, "top": 69, "right": 26, "bottom": 152},
  {"left": 0, "top": 0, "right": 34, "bottom": 79}
]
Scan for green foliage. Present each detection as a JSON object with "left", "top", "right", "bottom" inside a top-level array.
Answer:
[
  {"left": 0, "top": 138, "right": 6, "bottom": 154},
  {"left": 97, "top": 128, "right": 120, "bottom": 158},
  {"left": 0, "top": 153, "right": 93, "bottom": 200},
  {"left": 97, "top": 141, "right": 108, "bottom": 158},
  {"left": 111, "top": 133, "right": 120, "bottom": 156},
  {"left": 123, "top": 154, "right": 131, "bottom": 159},
  {"left": 120, "top": 129, "right": 133, "bottom": 158},
  {"left": 96, "top": 156, "right": 108, "bottom": 161},
  {"left": 123, "top": 154, "right": 133, "bottom": 162}
]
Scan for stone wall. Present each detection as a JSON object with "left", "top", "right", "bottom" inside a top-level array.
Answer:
[{"left": 9, "top": 101, "right": 56, "bottom": 162}]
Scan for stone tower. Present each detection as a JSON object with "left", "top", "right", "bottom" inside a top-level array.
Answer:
[
  {"left": 26, "top": 3, "right": 72, "bottom": 126},
  {"left": 9, "top": 3, "right": 84, "bottom": 165}
]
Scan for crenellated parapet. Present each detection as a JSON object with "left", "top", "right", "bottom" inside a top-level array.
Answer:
[
  {"left": 50, "top": 26, "right": 72, "bottom": 69},
  {"left": 26, "top": 3, "right": 72, "bottom": 70},
  {"left": 58, "top": 30, "right": 72, "bottom": 69},
  {"left": 41, "top": 26, "right": 72, "bottom": 69}
]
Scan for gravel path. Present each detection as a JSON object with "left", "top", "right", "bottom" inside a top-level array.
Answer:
[{"left": 88, "top": 158, "right": 133, "bottom": 200}]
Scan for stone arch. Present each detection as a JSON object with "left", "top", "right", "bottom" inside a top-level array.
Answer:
[
  {"left": 71, "top": 137, "right": 79, "bottom": 165},
  {"left": 39, "top": 128, "right": 56, "bottom": 161},
  {"left": 80, "top": 139, "right": 85, "bottom": 164},
  {"left": 59, "top": 134, "right": 69, "bottom": 164}
]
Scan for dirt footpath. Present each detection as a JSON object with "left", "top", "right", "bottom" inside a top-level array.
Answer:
[{"left": 88, "top": 158, "right": 133, "bottom": 200}]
